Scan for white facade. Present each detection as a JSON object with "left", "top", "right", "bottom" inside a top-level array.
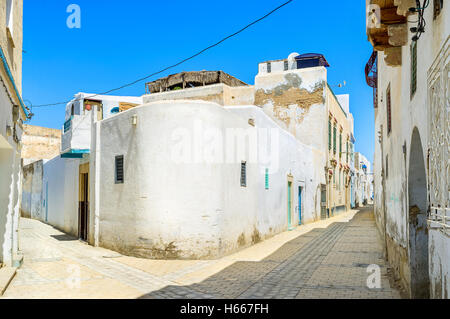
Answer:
[
  {"left": 366, "top": 0, "right": 449, "bottom": 298},
  {"left": 354, "top": 152, "right": 372, "bottom": 206},
  {"left": 62, "top": 93, "right": 143, "bottom": 155},
  {"left": 90, "top": 100, "right": 322, "bottom": 258}
]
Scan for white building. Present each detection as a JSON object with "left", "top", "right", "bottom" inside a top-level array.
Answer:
[
  {"left": 354, "top": 152, "right": 372, "bottom": 206},
  {"left": 28, "top": 93, "right": 142, "bottom": 240},
  {"left": 365, "top": 0, "right": 449, "bottom": 298},
  {"left": 0, "top": 0, "right": 27, "bottom": 267},
  {"left": 24, "top": 55, "right": 357, "bottom": 259}
]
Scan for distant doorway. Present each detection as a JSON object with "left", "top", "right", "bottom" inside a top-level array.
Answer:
[
  {"left": 320, "top": 184, "right": 327, "bottom": 219},
  {"left": 408, "top": 128, "right": 429, "bottom": 298},
  {"left": 78, "top": 164, "right": 89, "bottom": 242}
]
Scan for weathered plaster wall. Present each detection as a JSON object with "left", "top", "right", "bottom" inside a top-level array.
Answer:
[
  {"left": 372, "top": 2, "right": 449, "bottom": 298},
  {"left": 143, "top": 83, "right": 256, "bottom": 107},
  {"left": 21, "top": 125, "right": 61, "bottom": 165},
  {"left": 0, "top": 0, "right": 23, "bottom": 92},
  {"left": 0, "top": 79, "right": 22, "bottom": 266},
  {"left": 94, "top": 100, "right": 321, "bottom": 259},
  {"left": 21, "top": 160, "right": 43, "bottom": 219},
  {"left": 0, "top": 0, "right": 23, "bottom": 266},
  {"left": 254, "top": 67, "right": 327, "bottom": 151}
]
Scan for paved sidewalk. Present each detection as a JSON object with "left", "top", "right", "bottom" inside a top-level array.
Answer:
[{"left": 2, "top": 206, "right": 402, "bottom": 299}]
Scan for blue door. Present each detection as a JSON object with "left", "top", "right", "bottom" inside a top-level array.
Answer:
[{"left": 298, "top": 186, "right": 302, "bottom": 225}]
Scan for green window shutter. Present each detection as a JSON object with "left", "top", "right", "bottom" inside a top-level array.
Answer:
[
  {"left": 333, "top": 125, "right": 337, "bottom": 154},
  {"left": 328, "top": 119, "right": 331, "bottom": 150},
  {"left": 339, "top": 133, "right": 342, "bottom": 156},
  {"left": 265, "top": 168, "right": 269, "bottom": 190}
]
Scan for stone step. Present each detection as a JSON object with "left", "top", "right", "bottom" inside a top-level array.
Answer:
[{"left": 0, "top": 266, "right": 17, "bottom": 296}]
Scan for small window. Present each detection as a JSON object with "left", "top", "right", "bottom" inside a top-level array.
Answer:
[
  {"left": 284, "top": 60, "right": 288, "bottom": 71},
  {"left": 265, "top": 168, "right": 269, "bottom": 190},
  {"left": 434, "top": 0, "right": 444, "bottom": 19},
  {"left": 386, "top": 84, "right": 392, "bottom": 134},
  {"left": 410, "top": 41, "right": 417, "bottom": 98},
  {"left": 267, "top": 62, "right": 271, "bottom": 73},
  {"left": 240, "top": 161, "right": 247, "bottom": 187},
  {"left": 115, "top": 155, "right": 124, "bottom": 184}
]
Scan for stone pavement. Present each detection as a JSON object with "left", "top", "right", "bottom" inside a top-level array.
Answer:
[{"left": 2, "top": 206, "right": 402, "bottom": 299}]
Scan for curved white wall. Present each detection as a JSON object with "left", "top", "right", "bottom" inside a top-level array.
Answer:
[{"left": 96, "top": 100, "right": 321, "bottom": 259}]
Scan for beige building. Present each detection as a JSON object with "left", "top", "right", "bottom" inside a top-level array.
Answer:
[
  {"left": 365, "top": 0, "right": 449, "bottom": 298},
  {"left": 0, "top": 0, "right": 29, "bottom": 267},
  {"left": 21, "top": 124, "right": 61, "bottom": 165},
  {"left": 254, "top": 53, "right": 355, "bottom": 218}
]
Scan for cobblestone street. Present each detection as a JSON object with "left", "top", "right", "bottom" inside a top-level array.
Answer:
[{"left": 2, "top": 206, "right": 402, "bottom": 299}]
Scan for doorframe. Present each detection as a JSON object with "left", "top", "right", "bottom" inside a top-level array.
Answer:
[
  {"left": 78, "top": 163, "right": 89, "bottom": 241},
  {"left": 287, "top": 174, "right": 294, "bottom": 230}
]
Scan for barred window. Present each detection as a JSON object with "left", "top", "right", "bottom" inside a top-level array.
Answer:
[
  {"left": 240, "top": 161, "right": 247, "bottom": 187},
  {"left": 411, "top": 41, "right": 417, "bottom": 98},
  {"left": 386, "top": 84, "right": 392, "bottom": 134},
  {"left": 333, "top": 125, "right": 337, "bottom": 154},
  {"left": 267, "top": 62, "right": 271, "bottom": 73},
  {"left": 328, "top": 119, "right": 332, "bottom": 150},
  {"left": 115, "top": 155, "right": 124, "bottom": 184},
  {"left": 284, "top": 60, "right": 288, "bottom": 71}
]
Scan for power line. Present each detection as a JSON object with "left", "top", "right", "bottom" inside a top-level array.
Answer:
[{"left": 33, "top": 0, "right": 293, "bottom": 108}]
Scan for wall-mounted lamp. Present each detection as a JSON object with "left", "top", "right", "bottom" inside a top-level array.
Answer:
[{"left": 132, "top": 114, "right": 138, "bottom": 126}]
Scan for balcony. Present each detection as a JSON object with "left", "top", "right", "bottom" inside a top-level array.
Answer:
[
  {"left": 61, "top": 114, "right": 91, "bottom": 157},
  {"left": 366, "top": 0, "right": 415, "bottom": 66}
]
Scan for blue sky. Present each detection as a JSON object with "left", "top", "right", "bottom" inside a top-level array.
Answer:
[{"left": 23, "top": 0, "right": 375, "bottom": 160}]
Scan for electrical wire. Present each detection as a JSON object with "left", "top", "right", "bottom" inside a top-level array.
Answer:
[{"left": 32, "top": 0, "right": 293, "bottom": 108}]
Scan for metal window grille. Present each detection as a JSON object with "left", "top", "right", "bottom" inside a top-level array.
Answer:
[
  {"left": 386, "top": 84, "right": 392, "bottom": 134},
  {"left": 411, "top": 41, "right": 417, "bottom": 98},
  {"left": 240, "top": 161, "right": 247, "bottom": 187},
  {"left": 284, "top": 60, "right": 288, "bottom": 71},
  {"left": 115, "top": 155, "right": 124, "bottom": 184}
]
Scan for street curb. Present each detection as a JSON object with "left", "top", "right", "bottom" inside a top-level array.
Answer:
[{"left": 0, "top": 266, "right": 17, "bottom": 296}]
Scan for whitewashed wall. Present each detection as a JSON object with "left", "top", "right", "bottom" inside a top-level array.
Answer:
[
  {"left": 93, "top": 100, "right": 322, "bottom": 259},
  {"left": 42, "top": 156, "right": 79, "bottom": 237}
]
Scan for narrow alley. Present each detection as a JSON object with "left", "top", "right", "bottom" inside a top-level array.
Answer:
[{"left": 2, "top": 207, "right": 402, "bottom": 299}]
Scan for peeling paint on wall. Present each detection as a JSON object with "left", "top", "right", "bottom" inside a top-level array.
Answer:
[{"left": 255, "top": 74, "right": 325, "bottom": 126}]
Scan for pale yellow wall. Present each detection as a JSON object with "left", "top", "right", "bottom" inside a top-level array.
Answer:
[
  {"left": 0, "top": 0, "right": 23, "bottom": 93},
  {"left": 326, "top": 86, "right": 353, "bottom": 210}
]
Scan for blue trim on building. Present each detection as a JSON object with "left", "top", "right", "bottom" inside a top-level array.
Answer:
[
  {"left": 0, "top": 46, "right": 29, "bottom": 118},
  {"left": 61, "top": 149, "right": 90, "bottom": 158}
]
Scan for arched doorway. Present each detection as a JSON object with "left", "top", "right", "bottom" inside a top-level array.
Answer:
[{"left": 408, "top": 127, "right": 429, "bottom": 298}]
